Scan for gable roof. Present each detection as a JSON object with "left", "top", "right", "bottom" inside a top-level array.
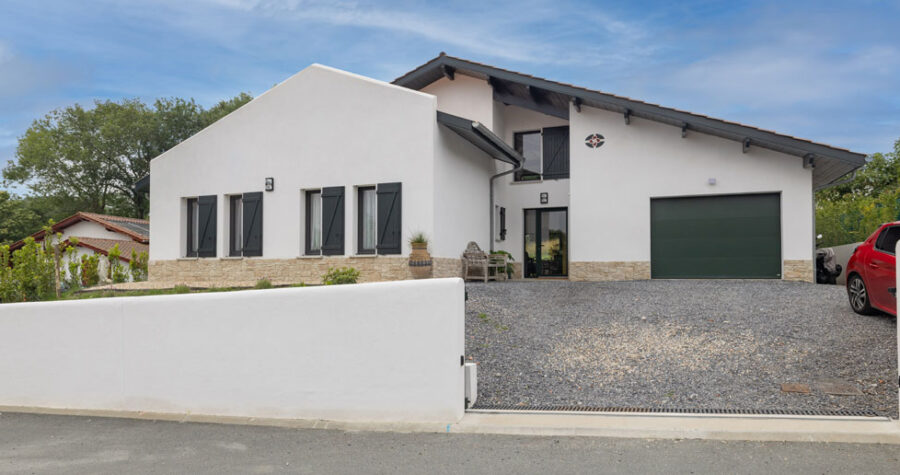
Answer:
[
  {"left": 394, "top": 54, "right": 867, "bottom": 190},
  {"left": 9, "top": 212, "right": 149, "bottom": 251},
  {"left": 72, "top": 237, "right": 148, "bottom": 262}
]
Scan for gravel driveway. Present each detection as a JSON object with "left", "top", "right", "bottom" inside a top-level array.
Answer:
[{"left": 465, "top": 280, "right": 898, "bottom": 417}]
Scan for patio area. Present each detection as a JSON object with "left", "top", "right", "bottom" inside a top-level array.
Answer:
[{"left": 465, "top": 280, "right": 898, "bottom": 417}]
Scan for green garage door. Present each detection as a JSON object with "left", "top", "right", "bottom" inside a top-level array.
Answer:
[{"left": 650, "top": 193, "right": 781, "bottom": 279}]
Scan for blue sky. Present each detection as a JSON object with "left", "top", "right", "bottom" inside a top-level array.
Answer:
[{"left": 1, "top": 0, "right": 898, "bottom": 190}]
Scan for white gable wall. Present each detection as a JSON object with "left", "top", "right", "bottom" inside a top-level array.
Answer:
[
  {"left": 568, "top": 103, "right": 814, "bottom": 265},
  {"left": 421, "top": 76, "right": 494, "bottom": 130},
  {"left": 61, "top": 221, "right": 131, "bottom": 242},
  {"left": 150, "top": 65, "right": 438, "bottom": 261}
]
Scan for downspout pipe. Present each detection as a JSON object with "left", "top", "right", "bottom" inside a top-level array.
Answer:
[{"left": 469, "top": 120, "right": 524, "bottom": 253}]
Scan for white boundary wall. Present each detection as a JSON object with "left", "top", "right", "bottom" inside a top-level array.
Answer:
[{"left": 0, "top": 278, "right": 465, "bottom": 423}]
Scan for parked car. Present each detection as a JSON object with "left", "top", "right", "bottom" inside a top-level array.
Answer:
[{"left": 845, "top": 221, "right": 898, "bottom": 316}]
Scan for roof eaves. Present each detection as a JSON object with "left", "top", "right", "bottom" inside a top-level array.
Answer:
[{"left": 395, "top": 55, "right": 867, "bottom": 168}]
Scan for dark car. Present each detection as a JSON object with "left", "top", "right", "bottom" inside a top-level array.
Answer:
[{"left": 845, "top": 221, "right": 898, "bottom": 316}]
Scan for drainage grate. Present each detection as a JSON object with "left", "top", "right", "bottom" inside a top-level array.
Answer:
[{"left": 469, "top": 404, "right": 883, "bottom": 418}]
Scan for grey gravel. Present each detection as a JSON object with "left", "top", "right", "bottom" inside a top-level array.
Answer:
[{"left": 465, "top": 280, "right": 898, "bottom": 417}]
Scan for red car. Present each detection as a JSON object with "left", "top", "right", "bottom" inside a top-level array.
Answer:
[{"left": 846, "top": 221, "right": 898, "bottom": 316}]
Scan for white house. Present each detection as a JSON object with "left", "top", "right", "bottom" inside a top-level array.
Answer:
[
  {"left": 10, "top": 212, "right": 150, "bottom": 282},
  {"left": 146, "top": 54, "right": 865, "bottom": 285}
]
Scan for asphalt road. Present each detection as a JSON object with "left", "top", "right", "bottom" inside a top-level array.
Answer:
[{"left": 1, "top": 413, "right": 898, "bottom": 474}]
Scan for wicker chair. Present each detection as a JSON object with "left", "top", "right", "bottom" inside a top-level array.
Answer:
[{"left": 461, "top": 241, "right": 508, "bottom": 282}]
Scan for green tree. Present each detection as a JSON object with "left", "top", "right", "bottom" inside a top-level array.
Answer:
[
  {"left": 3, "top": 93, "right": 253, "bottom": 219},
  {"left": 816, "top": 138, "right": 900, "bottom": 247},
  {"left": 0, "top": 191, "right": 44, "bottom": 244}
]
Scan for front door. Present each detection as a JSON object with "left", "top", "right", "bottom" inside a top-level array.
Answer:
[{"left": 524, "top": 208, "right": 568, "bottom": 277}]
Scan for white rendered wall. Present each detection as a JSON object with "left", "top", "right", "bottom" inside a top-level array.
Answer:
[
  {"left": 61, "top": 221, "right": 131, "bottom": 242},
  {"left": 0, "top": 279, "right": 466, "bottom": 423},
  {"left": 150, "top": 65, "right": 437, "bottom": 260},
  {"left": 492, "top": 104, "right": 571, "bottom": 258},
  {"left": 569, "top": 103, "right": 814, "bottom": 264},
  {"left": 431, "top": 125, "right": 495, "bottom": 258},
  {"left": 421, "top": 76, "right": 495, "bottom": 129}
]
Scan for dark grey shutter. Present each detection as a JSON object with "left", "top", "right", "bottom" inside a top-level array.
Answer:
[
  {"left": 242, "top": 192, "right": 263, "bottom": 257},
  {"left": 499, "top": 207, "right": 506, "bottom": 241},
  {"left": 321, "top": 186, "right": 345, "bottom": 255},
  {"left": 542, "top": 126, "right": 569, "bottom": 179},
  {"left": 186, "top": 198, "right": 197, "bottom": 257},
  {"left": 197, "top": 195, "right": 217, "bottom": 258},
  {"left": 376, "top": 182, "right": 401, "bottom": 255}
]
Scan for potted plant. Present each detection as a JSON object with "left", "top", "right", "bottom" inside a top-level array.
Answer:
[
  {"left": 492, "top": 250, "right": 515, "bottom": 279},
  {"left": 408, "top": 232, "right": 433, "bottom": 279}
]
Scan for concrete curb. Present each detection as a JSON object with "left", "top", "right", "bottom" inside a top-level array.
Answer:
[{"left": 3, "top": 406, "right": 899, "bottom": 444}]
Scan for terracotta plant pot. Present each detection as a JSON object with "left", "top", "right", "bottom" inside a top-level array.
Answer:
[{"left": 409, "top": 242, "right": 433, "bottom": 279}]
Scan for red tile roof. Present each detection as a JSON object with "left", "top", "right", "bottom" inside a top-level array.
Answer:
[
  {"left": 9, "top": 212, "right": 149, "bottom": 251},
  {"left": 72, "top": 237, "right": 148, "bottom": 262}
]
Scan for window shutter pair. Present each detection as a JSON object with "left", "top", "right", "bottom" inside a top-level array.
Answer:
[
  {"left": 312, "top": 182, "right": 401, "bottom": 256},
  {"left": 241, "top": 192, "right": 263, "bottom": 257},
  {"left": 197, "top": 195, "right": 217, "bottom": 257},
  {"left": 541, "top": 126, "right": 570, "bottom": 179}
]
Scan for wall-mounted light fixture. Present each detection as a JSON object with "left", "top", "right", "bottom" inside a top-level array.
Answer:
[
  {"left": 708, "top": 178, "right": 717, "bottom": 186},
  {"left": 540, "top": 192, "right": 549, "bottom": 204},
  {"left": 265, "top": 177, "right": 275, "bottom": 192}
]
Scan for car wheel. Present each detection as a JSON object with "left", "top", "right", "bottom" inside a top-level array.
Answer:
[{"left": 847, "top": 274, "right": 875, "bottom": 315}]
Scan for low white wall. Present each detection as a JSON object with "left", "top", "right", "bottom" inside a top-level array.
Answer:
[
  {"left": 0, "top": 278, "right": 465, "bottom": 424},
  {"left": 826, "top": 242, "right": 863, "bottom": 285}
]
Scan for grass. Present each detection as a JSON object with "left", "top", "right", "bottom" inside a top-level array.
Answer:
[{"left": 61, "top": 286, "right": 243, "bottom": 301}]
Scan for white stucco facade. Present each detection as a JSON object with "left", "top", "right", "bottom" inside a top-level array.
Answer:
[{"left": 148, "top": 59, "right": 830, "bottom": 283}]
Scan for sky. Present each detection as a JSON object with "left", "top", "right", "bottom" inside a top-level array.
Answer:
[{"left": 1, "top": 0, "right": 898, "bottom": 193}]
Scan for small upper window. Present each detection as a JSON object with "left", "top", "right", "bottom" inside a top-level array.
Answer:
[
  {"left": 513, "top": 131, "right": 542, "bottom": 182},
  {"left": 874, "top": 226, "right": 900, "bottom": 254}
]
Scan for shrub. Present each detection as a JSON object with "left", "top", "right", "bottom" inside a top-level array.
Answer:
[
  {"left": 322, "top": 266, "right": 360, "bottom": 285},
  {"left": 0, "top": 245, "right": 19, "bottom": 303},
  {"left": 492, "top": 250, "right": 515, "bottom": 277},
  {"left": 81, "top": 254, "right": 100, "bottom": 287},
  {"left": 816, "top": 187, "right": 900, "bottom": 247},
  {"left": 107, "top": 244, "right": 129, "bottom": 284},
  {"left": 254, "top": 278, "right": 273, "bottom": 289},
  {"left": 7, "top": 237, "right": 55, "bottom": 302},
  {"left": 173, "top": 284, "right": 191, "bottom": 294},
  {"left": 64, "top": 244, "right": 82, "bottom": 291},
  {"left": 129, "top": 250, "right": 149, "bottom": 281}
]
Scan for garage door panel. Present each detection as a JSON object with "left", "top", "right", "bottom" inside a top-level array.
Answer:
[{"left": 651, "top": 194, "right": 781, "bottom": 279}]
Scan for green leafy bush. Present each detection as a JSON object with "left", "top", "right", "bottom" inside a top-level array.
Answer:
[
  {"left": 129, "top": 250, "right": 149, "bottom": 281},
  {"left": 7, "top": 237, "right": 55, "bottom": 302},
  {"left": 173, "top": 284, "right": 191, "bottom": 294},
  {"left": 322, "top": 266, "right": 360, "bottom": 285},
  {"left": 81, "top": 254, "right": 100, "bottom": 287},
  {"left": 107, "top": 244, "right": 129, "bottom": 284},
  {"left": 492, "top": 250, "right": 515, "bottom": 277},
  {"left": 64, "top": 243, "right": 82, "bottom": 291},
  {"left": 816, "top": 187, "right": 900, "bottom": 247},
  {"left": 254, "top": 278, "right": 273, "bottom": 289}
]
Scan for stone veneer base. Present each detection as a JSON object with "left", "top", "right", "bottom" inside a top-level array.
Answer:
[
  {"left": 149, "top": 256, "right": 462, "bottom": 287},
  {"left": 150, "top": 257, "right": 815, "bottom": 286},
  {"left": 783, "top": 259, "right": 814, "bottom": 283}
]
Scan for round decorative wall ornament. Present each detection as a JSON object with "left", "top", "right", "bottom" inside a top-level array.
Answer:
[{"left": 585, "top": 133, "right": 605, "bottom": 148}]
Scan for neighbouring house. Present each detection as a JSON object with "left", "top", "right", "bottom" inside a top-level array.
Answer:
[
  {"left": 144, "top": 53, "right": 865, "bottom": 285},
  {"left": 9, "top": 212, "right": 149, "bottom": 282}
]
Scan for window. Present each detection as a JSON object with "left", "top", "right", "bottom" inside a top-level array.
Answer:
[
  {"left": 513, "top": 131, "right": 542, "bottom": 182},
  {"left": 357, "top": 186, "right": 377, "bottom": 254},
  {"left": 185, "top": 195, "right": 216, "bottom": 258},
  {"left": 305, "top": 190, "right": 323, "bottom": 254},
  {"left": 229, "top": 192, "right": 263, "bottom": 257},
  {"left": 512, "top": 127, "right": 570, "bottom": 181},
  {"left": 875, "top": 226, "right": 900, "bottom": 255},
  {"left": 229, "top": 195, "right": 242, "bottom": 256},
  {"left": 306, "top": 187, "right": 345, "bottom": 255}
]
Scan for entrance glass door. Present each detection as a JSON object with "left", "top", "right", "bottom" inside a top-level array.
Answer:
[{"left": 524, "top": 208, "right": 568, "bottom": 277}]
